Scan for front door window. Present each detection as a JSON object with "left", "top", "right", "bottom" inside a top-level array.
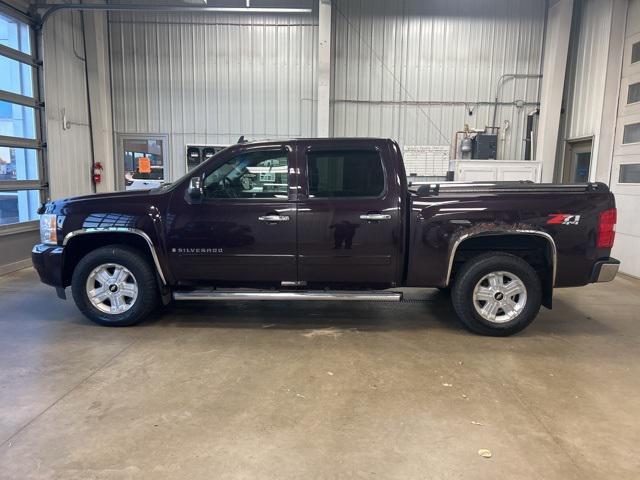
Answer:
[{"left": 203, "top": 150, "right": 288, "bottom": 199}]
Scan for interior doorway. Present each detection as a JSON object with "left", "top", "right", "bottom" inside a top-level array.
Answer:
[{"left": 562, "top": 139, "right": 593, "bottom": 183}]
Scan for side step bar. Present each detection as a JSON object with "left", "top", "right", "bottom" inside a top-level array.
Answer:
[{"left": 173, "top": 289, "right": 403, "bottom": 302}]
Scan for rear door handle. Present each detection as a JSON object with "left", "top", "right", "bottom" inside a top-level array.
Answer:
[
  {"left": 258, "top": 215, "right": 290, "bottom": 222},
  {"left": 360, "top": 213, "right": 392, "bottom": 221}
]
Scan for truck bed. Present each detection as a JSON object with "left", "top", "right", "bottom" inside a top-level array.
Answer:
[{"left": 404, "top": 181, "right": 615, "bottom": 290}]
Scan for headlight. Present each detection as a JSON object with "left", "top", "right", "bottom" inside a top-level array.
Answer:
[{"left": 39, "top": 214, "right": 58, "bottom": 245}]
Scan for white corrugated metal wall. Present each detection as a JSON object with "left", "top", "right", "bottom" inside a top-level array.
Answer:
[
  {"left": 562, "top": 0, "right": 613, "bottom": 142},
  {"left": 43, "top": 11, "right": 94, "bottom": 199},
  {"left": 331, "top": 0, "right": 546, "bottom": 160},
  {"left": 109, "top": 11, "right": 318, "bottom": 179},
  {"left": 108, "top": 1, "right": 544, "bottom": 174}
]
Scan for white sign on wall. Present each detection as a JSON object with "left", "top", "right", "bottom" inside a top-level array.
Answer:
[{"left": 402, "top": 145, "right": 450, "bottom": 177}]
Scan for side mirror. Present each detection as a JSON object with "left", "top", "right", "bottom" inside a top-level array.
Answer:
[{"left": 186, "top": 176, "right": 203, "bottom": 203}]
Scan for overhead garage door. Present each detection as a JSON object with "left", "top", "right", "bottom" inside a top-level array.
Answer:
[{"left": 612, "top": 0, "right": 640, "bottom": 278}]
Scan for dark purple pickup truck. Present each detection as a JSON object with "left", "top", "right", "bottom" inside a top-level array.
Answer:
[{"left": 33, "top": 138, "right": 620, "bottom": 336}]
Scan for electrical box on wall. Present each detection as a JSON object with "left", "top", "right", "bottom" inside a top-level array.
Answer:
[
  {"left": 186, "top": 145, "right": 227, "bottom": 172},
  {"left": 473, "top": 134, "right": 498, "bottom": 160}
]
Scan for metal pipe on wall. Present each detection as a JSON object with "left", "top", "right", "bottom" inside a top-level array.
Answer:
[
  {"left": 491, "top": 73, "right": 543, "bottom": 128},
  {"left": 37, "top": 3, "right": 313, "bottom": 27},
  {"left": 78, "top": 10, "right": 97, "bottom": 193},
  {"left": 333, "top": 99, "right": 539, "bottom": 108}
]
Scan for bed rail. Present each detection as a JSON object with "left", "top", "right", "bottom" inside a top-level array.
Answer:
[{"left": 409, "top": 181, "right": 608, "bottom": 196}]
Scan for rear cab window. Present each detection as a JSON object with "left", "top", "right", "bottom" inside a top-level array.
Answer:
[{"left": 306, "top": 150, "right": 385, "bottom": 198}]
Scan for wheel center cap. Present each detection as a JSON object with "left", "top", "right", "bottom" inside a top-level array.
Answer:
[
  {"left": 494, "top": 292, "right": 504, "bottom": 301},
  {"left": 109, "top": 284, "right": 119, "bottom": 293}
]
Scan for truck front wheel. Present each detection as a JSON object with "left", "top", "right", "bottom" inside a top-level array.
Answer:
[
  {"left": 71, "top": 245, "right": 159, "bottom": 327},
  {"left": 451, "top": 253, "right": 542, "bottom": 336}
]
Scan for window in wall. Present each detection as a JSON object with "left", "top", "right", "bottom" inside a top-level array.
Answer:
[
  {"left": 0, "top": 189, "right": 39, "bottom": 226},
  {"left": 632, "top": 42, "right": 640, "bottom": 64},
  {"left": 628, "top": 82, "right": 640, "bottom": 104},
  {"left": 0, "top": 56, "right": 33, "bottom": 97},
  {"left": 0, "top": 12, "right": 31, "bottom": 55},
  {"left": 562, "top": 140, "right": 592, "bottom": 184},
  {"left": 619, "top": 164, "right": 640, "bottom": 183},
  {"left": 307, "top": 150, "right": 385, "bottom": 198},
  {"left": 122, "top": 138, "right": 165, "bottom": 190},
  {"left": 571, "top": 152, "right": 591, "bottom": 183},
  {"left": 623, "top": 122, "right": 640, "bottom": 144},
  {"left": 0, "top": 147, "right": 38, "bottom": 181},
  {"left": 0, "top": 11, "right": 41, "bottom": 230},
  {"left": 203, "top": 150, "right": 289, "bottom": 199},
  {"left": 0, "top": 100, "right": 36, "bottom": 139}
]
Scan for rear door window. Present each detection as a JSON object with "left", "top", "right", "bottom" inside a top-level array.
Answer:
[{"left": 306, "top": 150, "right": 385, "bottom": 198}]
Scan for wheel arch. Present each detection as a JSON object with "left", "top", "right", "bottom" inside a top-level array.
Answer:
[
  {"left": 61, "top": 229, "right": 167, "bottom": 287},
  {"left": 446, "top": 230, "right": 557, "bottom": 308}
]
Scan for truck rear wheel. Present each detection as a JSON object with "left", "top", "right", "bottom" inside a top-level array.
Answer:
[
  {"left": 451, "top": 253, "right": 542, "bottom": 336},
  {"left": 71, "top": 245, "right": 159, "bottom": 327}
]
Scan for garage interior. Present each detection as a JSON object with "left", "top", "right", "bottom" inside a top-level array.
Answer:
[{"left": 1, "top": 0, "right": 639, "bottom": 478}]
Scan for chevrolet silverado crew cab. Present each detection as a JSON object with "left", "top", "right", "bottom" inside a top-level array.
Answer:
[{"left": 33, "top": 138, "right": 620, "bottom": 336}]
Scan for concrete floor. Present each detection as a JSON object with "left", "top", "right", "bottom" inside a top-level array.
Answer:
[{"left": 0, "top": 268, "right": 639, "bottom": 480}]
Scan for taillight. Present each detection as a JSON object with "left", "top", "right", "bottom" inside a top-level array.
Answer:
[{"left": 597, "top": 208, "right": 617, "bottom": 248}]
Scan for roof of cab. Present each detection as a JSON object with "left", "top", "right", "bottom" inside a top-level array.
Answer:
[{"left": 242, "top": 137, "right": 395, "bottom": 145}]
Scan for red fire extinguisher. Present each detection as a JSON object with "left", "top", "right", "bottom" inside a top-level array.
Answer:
[{"left": 93, "top": 162, "right": 104, "bottom": 184}]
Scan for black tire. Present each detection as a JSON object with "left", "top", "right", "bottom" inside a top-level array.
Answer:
[
  {"left": 437, "top": 287, "right": 451, "bottom": 295},
  {"left": 451, "top": 252, "right": 542, "bottom": 336},
  {"left": 71, "top": 245, "right": 159, "bottom": 327}
]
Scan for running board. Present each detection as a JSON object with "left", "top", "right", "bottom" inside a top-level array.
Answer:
[{"left": 173, "top": 289, "right": 403, "bottom": 302}]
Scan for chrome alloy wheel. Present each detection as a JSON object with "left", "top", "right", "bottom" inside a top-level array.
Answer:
[
  {"left": 472, "top": 271, "right": 527, "bottom": 324},
  {"left": 85, "top": 263, "right": 138, "bottom": 315}
]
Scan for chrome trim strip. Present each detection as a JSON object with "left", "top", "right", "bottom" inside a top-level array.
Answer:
[
  {"left": 258, "top": 215, "right": 290, "bottom": 222},
  {"left": 445, "top": 229, "right": 557, "bottom": 287},
  {"left": 174, "top": 290, "right": 403, "bottom": 302},
  {"left": 62, "top": 228, "right": 167, "bottom": 285},
  {"left": 596, "top": 263, "right": 619, "bottom": 282},
  {"left": 281, "top": 281, "right": 308, "bottom": 287},
  {"left": 360, "top": 214, "right": 392, "bottom": 221}
]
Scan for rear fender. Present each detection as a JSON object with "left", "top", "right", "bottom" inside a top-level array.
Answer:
[{"left": 446, "top": 228, "right": 557, "bottom": 309}]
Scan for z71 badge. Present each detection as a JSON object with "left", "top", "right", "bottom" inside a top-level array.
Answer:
[{"left": 547, "top": 214, "right": 581, "bottom": 225}]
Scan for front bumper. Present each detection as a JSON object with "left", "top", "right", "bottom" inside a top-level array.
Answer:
[
  {"left": 31, "top": 243, "right": 65, "bottom": 288},
  {"left": 590, "top": 257, "right": 620, "bottom": 283}
]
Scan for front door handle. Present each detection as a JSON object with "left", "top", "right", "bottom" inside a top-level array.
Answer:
[
  {"left": 258, "top": 215, "right": 290, "bottom": 222},
  {"left": 360, "top": 213, "right": 392, "bottom": 221}
]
